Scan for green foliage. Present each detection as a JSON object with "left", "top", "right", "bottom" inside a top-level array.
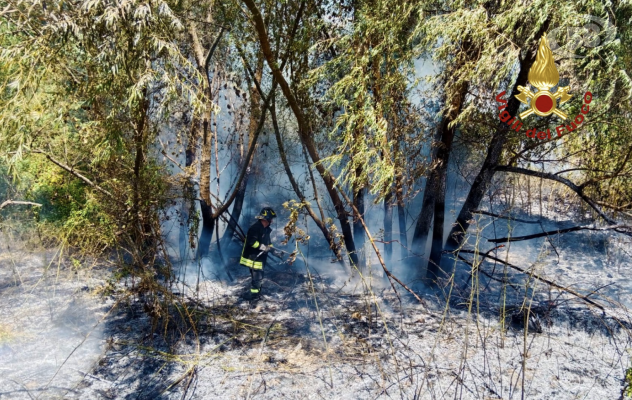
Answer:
[
  {"left": 625, "top": 367, "right": 632, "bottom": 398},
  {"left": 0, "top": 0, "right": 197, "bottom": 258},
  {"left": 312, "top": 0, "right": 425, "bottom": 199}
]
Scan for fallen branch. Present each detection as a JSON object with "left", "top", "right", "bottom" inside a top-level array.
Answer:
[
  {"left": 456, "top": 249, "right": 605, "bottom": 311},
  {"left": 337, "top": 187, "right": 426, "bottom": 306},
  {"left": 457, "top": 254, "right": 521, "bottom": 292},
  {"left": 488, "top": 224, "right": 632, "bottom": 243},
  {"left": 0, "top": 200, "right": 42, "bottom": 210},
  {"left": 472, "top": 209, "right": 541, "bottom": 224},
  {"left": 495, "top": 165, "right": 617, "bottom": 225}
]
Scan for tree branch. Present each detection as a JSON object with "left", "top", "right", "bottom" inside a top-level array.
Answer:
[
  {"left": 337, "top": 184, "right": 426, "bottom": 305},
  {"left": 32, "top": 150, "right": 114, "bottom": 198},
  {"left": 578, "top": 145, "right": 632, "bottom": 190},
  {"left": 456, "top": 249, "right": 606, "bottom": 311},
  {"left": 0, "top": 200, "right": 42, "bottom": 210},
  {"left": 488, "top": 224, "right": 632, "bottom": 243},
  {"left": 472, "top": 209, "right": 541, "bottom": 224},
  {"left": 494, "top": 165, "right": 617, "bottom": 224},
  {"left": 211, "top": 81, "right": 277, "bottom": 218},
  {"left": 204, "top": 27, "right": 225, "bottom": 75},
  {"left": 596, "top": 201, "right": 632, "bottom": 218}
]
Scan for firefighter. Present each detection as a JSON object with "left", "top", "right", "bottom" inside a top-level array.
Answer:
[{"left": 240, "top": 207, "right": 279, "bottom": 297}]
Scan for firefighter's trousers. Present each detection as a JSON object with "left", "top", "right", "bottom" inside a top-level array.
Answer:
[{"left": 249, "top": 268, "right": 263, "bottom": 294}]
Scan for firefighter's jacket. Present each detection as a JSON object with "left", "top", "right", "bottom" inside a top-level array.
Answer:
[{"left": 240, "top": 220, "right": 272, "bottom": 270}]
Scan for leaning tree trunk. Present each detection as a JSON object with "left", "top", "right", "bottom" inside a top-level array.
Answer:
[{"left": 270, "top": 95, "right": 344, "bottom": 264}]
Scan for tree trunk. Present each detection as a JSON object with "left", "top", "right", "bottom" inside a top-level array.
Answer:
[
  {"left": 132, "top": 91, "right": 153, "bottom": 261},
  {"left": 427, "top": 121, "right": 456, "bottom": 281},
  {"left": 384, "top": 190, "right": 393, "bottom": 265},
  {"left": 412, "top": 75, "right": 468, "bottom": 282},
  {"left": 411, "top": 116, "right": 447, "bottom": 262},
  {"left": 179, "top": 114, "right": 198, "bottom": 261},
  {"left": 197, "top": 201, "right": 215, "bottom": 259},
  {"left": 353, "top": 182, "right": 366, "bottom": 269},
  {"left": 396, "top": 192, "right": 408, "bottom": 260},
  {"left": 197, "top": 108, "right": 214, "bottom": 258}
]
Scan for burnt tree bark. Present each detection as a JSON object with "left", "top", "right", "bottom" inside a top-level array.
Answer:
[
  {"left": 411, "top": 119, "right": 444, "bottom": 255},
  {"left": 411, "top": 83, "right": 465, "bottom": 282},
  {"left": 427, "top": 116, "right": 458, "bottom": 280}
]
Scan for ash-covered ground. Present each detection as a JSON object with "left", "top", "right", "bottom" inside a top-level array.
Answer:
[
  {"left": 67, "top": 257, "right": 632, "bottom": 400},
  {"left": 0, "top": 246, "right": 112, "bottom": 399},
  {"left": 1, "top": 211, "right": 631, "bottom": 399}
]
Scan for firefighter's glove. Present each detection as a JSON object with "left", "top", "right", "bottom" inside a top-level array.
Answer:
[{"left": 259, "top": 244, "right": 271, "bottom": 253}]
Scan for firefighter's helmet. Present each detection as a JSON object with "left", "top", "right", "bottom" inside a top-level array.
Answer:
[{"left": 256, "top": 207, "right": 277, "bottom": 221}]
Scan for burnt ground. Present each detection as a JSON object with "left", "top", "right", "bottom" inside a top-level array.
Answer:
[
  {"left": 67, "top": 258, "right": 632, "bottom": 399},
  {"left": 1, "top": 230, "right": 631, "bottom": 399}
]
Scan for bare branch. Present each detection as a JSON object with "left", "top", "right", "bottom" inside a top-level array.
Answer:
[
  {"left": 456, "top": 249, "right": 606, "bottom": 311},
  {"left": 495, "top": 165, "right": 617, "bottom": 224},
  {"left": 337, "top": 185, "right": 426, "bottom": 306},
  {"left": 211, "top": 81, "right": 277, "bottom": 218},
  {"left": 0, "top": 200, "right": 42, "bottom": 210},
  {"left": 488, "top": 224, "right": 632, "bottom": 243},
  {"left": 204, "top": 27, "right": 225, "bottom": 75},
  {"left": 472, "top": 209, "right": 541, "bottom": 224},
  {"left": 32, "top": 150, "right": 114, "bottom": 198}
]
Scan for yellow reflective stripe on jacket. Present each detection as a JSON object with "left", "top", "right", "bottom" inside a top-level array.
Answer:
[
  {"left": 252, "top": 241, "right": 260, "bottom": 248},
  {"left": 240, "top": 257, "right": 263, "bottom": 270}
]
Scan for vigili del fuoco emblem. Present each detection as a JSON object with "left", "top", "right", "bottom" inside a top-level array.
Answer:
[
  {"left": 495, "top": 33, "right": 592, "bottom": 140},
  {"left": 515, "top": 33, "right": 572, "bottom": 120}
]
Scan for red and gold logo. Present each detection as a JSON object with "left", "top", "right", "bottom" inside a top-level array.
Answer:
[
  {"left": 494, "top": 33, "right": 592, "bottom": 140},
  {"left": 515, "top": 34, "right": 572, "bottom": 120}
]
